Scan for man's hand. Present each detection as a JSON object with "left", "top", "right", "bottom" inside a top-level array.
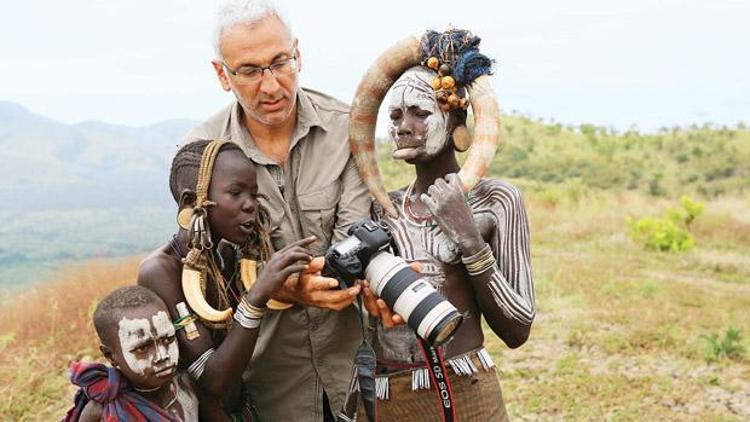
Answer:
[
  {"left": 274, "top": 257, "right": 360, "bottom": 311},
  {"left": 360, "top": 261, "right": 421, "bottom": 328},
  {"left": 247, "top": 237, "right": 314, "bottom": 307}
]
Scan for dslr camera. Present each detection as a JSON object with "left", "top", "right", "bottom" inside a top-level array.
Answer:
[{"left": 323, "top": 220, "right": 462, "bottom": 346}]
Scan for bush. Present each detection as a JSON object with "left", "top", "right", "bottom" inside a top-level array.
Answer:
[
  {"left": 627, "top": 196, "right": 704, "bottom": 252},
  {"left": 627, "top": 217, "right": 694, "bottom": 252},
  {"left": 702, "top": 327, "right": 746, "bottom": 361}
]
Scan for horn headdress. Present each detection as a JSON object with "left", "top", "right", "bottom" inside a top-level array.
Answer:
[{"left": 349, "top": 30, "right": 501, "bottom": 218}]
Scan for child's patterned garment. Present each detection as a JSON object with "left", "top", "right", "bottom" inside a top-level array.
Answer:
[{"left": 62, "top": 362, "right": 176, "bottom": 422}]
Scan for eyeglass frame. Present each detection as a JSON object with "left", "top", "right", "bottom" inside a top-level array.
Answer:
[{"left": 219, "top": 52, "right": 298, "bottom": 84}]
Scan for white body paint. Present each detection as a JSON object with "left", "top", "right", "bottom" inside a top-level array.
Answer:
[
  {"left": 388, "top": 67, "right": 449, "bottom": 156},
  {"left": 168, "top": 372, "right": 200, "bottom": 421},
  {"left": 117, "top": 311, "right": 179, "bottom": 376}
]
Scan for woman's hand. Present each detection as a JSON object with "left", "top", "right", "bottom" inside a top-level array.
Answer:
[
  {"left": 360, "top": 261, "right": 421, "bottom": 328},
  {"left": 420, "top": 173, "right": 484, "bottom": 256}
]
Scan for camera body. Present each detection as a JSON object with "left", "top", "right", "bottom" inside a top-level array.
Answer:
[
  {"left": 324, "top": 219, "right": 462, "bottom": 346},
  {"left": 322, "top": 220, "right": 391, "bottom": 289}
]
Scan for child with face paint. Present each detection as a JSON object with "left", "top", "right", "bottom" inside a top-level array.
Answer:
[
  {"left": 63, "top": 285, "right": 198, "bottom": 421},
  {"left": 137, "top": 139, "right": 316, "bottom": 420}
]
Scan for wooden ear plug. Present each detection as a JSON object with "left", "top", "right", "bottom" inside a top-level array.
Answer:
[{"left": 453, "top": 125, "right": 471, "bottom": 152}]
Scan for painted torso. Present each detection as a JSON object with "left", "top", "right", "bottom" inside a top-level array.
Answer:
[
  {"left": 165, "top": 372, "right": 200, "bottom": 421},
  {"left": 373, "top": 178, "right": 516, "bottom": 364}
]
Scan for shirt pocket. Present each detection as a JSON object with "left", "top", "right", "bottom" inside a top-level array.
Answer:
[{"left": 297, "top": 183, "right": 340, "bottom": 254}]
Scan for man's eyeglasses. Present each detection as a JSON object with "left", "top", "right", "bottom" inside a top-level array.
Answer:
[{"left": 221, "top": 56, "right": 298, "bottom": 84}]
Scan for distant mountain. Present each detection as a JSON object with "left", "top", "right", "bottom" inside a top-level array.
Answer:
[
  {"left": 0, "top": 100, "right": 198, "bottom": 211},
  {"left": 0, "top": 101, "right": 200, "bottom": 289}
]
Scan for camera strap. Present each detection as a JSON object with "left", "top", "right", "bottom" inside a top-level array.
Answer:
[
  {"left": 417, "top": 337, "right": 456, "bottom": 422},
  {"left": 346, "top": 295, "right": 378, "bottom": 422}
]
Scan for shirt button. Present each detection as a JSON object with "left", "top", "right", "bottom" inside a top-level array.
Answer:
[{"left": 311, "top": 323, "right": 319, "bottom": 331}]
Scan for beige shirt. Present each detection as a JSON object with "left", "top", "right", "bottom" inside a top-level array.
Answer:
[{"left": 182, "top": 88, "right": 371, "bottom": 421}]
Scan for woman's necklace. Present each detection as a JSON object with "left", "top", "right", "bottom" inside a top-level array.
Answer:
[
  {"left": 401, "top": 179, "right": 433, "bottom": 227},
  {"left": 134, "top": 379, "right": 178, "bottom": 409}
]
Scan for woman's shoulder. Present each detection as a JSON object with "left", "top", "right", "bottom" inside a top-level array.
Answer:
[{"left": 137, "top": 242, "right": 183, "bottom": 294}]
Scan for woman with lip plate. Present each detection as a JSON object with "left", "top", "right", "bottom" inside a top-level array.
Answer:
[
  {"left": 347, "top": 29, "right": 536, "bottom": 421},
  {"left": 137, "top": 139, "right": 317, "bottom": 421}
]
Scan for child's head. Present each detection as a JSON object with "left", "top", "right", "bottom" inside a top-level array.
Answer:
[
  {"left": 169, "top": 140, "right": 263, "bottom": 246},
  {"left": 94, "top": 286, "right": 178, "bottom": 391}
]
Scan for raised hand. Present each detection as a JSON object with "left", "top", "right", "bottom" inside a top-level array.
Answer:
[
  {"left": 420, "top": 173, "right": 483, "bottom": 255},
  {"left": 246, "top": 236, "right": 315, "bottom": 307}
]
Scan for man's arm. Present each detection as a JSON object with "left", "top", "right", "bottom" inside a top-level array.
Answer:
[
  {"left": 332, "top": 155, "right": 373, "bottom": 242},
  {"left": 275, "top": 155, "right": 371, "bottom": 310}
]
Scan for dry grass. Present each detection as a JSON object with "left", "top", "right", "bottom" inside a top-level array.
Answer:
[
  {"left": 488, "top": 190, "right": 750, "bottom": 420},
  {"left": 0, "top": 258, "right": 139, "bottom": 421},
  {"left": 2, "top": 191, "right": 750, "bottom": 420}
]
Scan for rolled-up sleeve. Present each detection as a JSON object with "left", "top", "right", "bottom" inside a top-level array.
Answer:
[{"left": 332, "top": 155, "right": 372, "bottom": 243}]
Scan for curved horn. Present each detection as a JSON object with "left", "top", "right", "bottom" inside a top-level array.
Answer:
[
  {"left": 239, "top": 258, "right": 256, "bottom": 291},
  {"left": 239, "top": 259, "right": 292, "bottom": 311},
  {"left": 350, "top": 36, "right": 422, "bottom": 218},
  {"left": 458, "top": 75, "right": 501, "bottom": 191},
  {"left": 182, "top": 266, "right": 232, "bottom": 322}
]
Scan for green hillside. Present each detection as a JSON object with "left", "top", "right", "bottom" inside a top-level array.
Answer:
[{"left": 378, "top": 114, "right": 750, "bottom": 198}]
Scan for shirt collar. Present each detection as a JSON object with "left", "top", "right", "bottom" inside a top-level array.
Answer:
[{"left": 229, "top": 88, "right": 328, "bottom": 166}]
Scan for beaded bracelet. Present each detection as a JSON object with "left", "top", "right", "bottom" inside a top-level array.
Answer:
[
  {"left": 187, "top": 348, "right": 214, "bottom": 381},
  {"left": 461, "top": 244, "right": 496, "bottom": 276},
  {"left": 233, "top": 296, "right": 267, "bottom": 329}
]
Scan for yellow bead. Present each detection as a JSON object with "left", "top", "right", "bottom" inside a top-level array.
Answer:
[
  {"left": 427, "top": 57, "right": 440, "bottom": 70},
  {"left": 441, "top": 76, "right": 456, "bottom": 90},
  {"left": 431, "top": 77, "right": 442, "bottom": 91}
]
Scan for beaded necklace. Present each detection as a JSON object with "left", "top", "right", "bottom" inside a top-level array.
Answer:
[{"left": 401, "top": 179, "right": 433, "bottom": 227}]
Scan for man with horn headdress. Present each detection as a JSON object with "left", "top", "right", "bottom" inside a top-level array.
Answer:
[{"left": 348, "top": 29, "right": 536, "bottom": 421}]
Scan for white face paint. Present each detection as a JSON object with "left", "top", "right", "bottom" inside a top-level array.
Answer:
[
  {"left": 388, "top": 67, "right": 449, "bottom": 158},
  {"left": 151, "top": 311, "right": 179, "bottom": 376},
  {"left": 117, "top": 310, "right": 179, "bottom": 377}
]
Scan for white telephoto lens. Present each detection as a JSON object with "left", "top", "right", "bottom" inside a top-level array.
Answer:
[{"left": 365, "top": 253, "right": 462, "bottom": 345}]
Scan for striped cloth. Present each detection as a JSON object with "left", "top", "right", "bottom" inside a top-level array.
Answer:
[{"left": 62, "top": 362, "right": 176, "bottom": 422}]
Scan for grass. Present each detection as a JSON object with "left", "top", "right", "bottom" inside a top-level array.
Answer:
[
  {"left": 2, "top": 189, "right": 748, "bottom": 420},
  {"left": 2, "top": 117, "right": 749, "bottom": 420},
  {"left": 0, "top": 258, "right": 138, "bottom": 421},
  {"left": 487, "top": 189, "right": 750, "bottom": 420}
]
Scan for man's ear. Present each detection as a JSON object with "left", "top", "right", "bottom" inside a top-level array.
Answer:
[
  {"left": 179, "top": 189, "right": 197, "bottom": 211},
  {"left": 293, "top": 38, "right": 302, "bottom": 74},
  {"left": 100, "top": 344, "right": 118, "bottom": 368},
  {"left": 211, "top": 60, "right": 232, "bottom": 92}
]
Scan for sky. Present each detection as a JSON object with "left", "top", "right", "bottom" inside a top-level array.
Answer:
[{"left": 2, "top": 0, "right": 749, "bottom": 132}]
